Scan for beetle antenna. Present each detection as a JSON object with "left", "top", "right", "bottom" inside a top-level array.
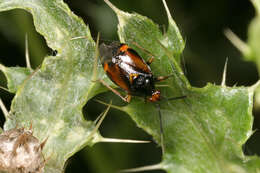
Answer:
[
  {"left": 132, "top": 41, "right": 155, "bottom": 58},
  {"left": 155, "top": 96, "right": 186, "bottom": 155},
  {"left": 167, "top": 95, "right": 187, "bottom": 101},
  {"left": 155, "top": 74, "right": 174, "bottom": 82},
  {"left": 155, "top": 103, "right": 165, "bottom": 155},
  {"left": 161, "top": 95, "right": 186, "bottom": 102}
]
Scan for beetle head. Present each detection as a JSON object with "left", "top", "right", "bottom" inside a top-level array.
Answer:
[{"left": 148, "top": 90, "right": 161, "bottom": 102}]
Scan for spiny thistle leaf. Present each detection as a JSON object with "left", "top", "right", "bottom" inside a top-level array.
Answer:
[
  {"left": 104, "top": 0, "right": 260, "bottom": 172},
  {"left": 0, "top": 0, "right": 259, "bottom": 172},
  {"left": 0, "top": 0, "right": 107, "bottom": 172}
]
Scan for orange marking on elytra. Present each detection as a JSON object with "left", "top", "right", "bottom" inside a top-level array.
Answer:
[
  {"left": 119, "top": 44, "right": 129, "bottom": 52},
  {"left": 104, "top": 63, "right": 109, "bottom": 72},
  {"left": 126, "top": 50, "right": 151, "bottom": 73},
  {"left": 106, "top": 64, "right": 130, "bottom": 92}
]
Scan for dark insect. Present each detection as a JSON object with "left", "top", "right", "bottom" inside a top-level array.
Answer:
[
  {"left": 98, "top": 42, "right": 186, "bottom": 154},
  {"left": 99, "top": 42, "right": 171, "bottom": 103}
]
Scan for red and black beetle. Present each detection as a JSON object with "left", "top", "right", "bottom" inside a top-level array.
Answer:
[
  {"left": 99, "top": 42, "right": 170, "bottom": 103},
  {"left": 98, "top": 41, "right": 186, "bottom": 154},
  {"left": 70, "top": 35, "right": 185, "bottom": 153}
]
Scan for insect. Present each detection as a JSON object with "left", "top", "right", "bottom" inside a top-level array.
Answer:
[
  {"left": 98, "top": 42, "right": 186, "bottom": 154},
  {"left": 70, "top": 34, "right": 185, "bottom": 153},
  {"left": 99, "top": 42, "right": 171, "bottom": 103}
]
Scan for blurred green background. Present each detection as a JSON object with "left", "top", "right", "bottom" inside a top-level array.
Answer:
[{"left": 0, "top": 0, "right": 259, "bottom": 173}]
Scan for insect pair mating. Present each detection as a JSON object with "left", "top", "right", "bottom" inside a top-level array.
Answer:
[{"left": 96, "top": 39, "right": 186, "bottom": 154}]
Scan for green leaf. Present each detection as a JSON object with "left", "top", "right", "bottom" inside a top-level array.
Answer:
[
  {"left": 104, "top": 0, "right": 260, "bottom": 172},
  {"left": 0, "top": 65, "right": 32, "bottom": 93},
  {"left": 247, "top": 0, "right": 260, "bottom": 109},
  {"left": 0, "top": 0, "right": 106, "bottom": 172},
  {"left": 1, "top": 0, "right": 259, "bottom": 172},
  {"left": 247, "top": 0, "right": 260, "bottom": 63},
  {"left": 225, "top": 0, "right": 260, "bottom": 109}
]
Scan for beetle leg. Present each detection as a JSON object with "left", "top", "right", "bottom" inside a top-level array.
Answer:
[
  {"left": 96, "top": 79, "right": 130, "bottom": 103},
  {"left": 125, "top": 95, "right": 131, "bottom": 103},
  {"left": 155, "top": 74, "right": 174, "bottom": 82},
  {"left": 146, "top": 57, "right": 154, "bottom": 65}
]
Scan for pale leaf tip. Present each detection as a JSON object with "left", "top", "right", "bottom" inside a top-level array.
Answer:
[
  {"left": 88, "top": 102, "right": 112, "bottom": 140},
  {"left": 161, "top": 0, "right": 185, "bottom": 53},
  {"left": 162, "top": 0, "right": 173, "bottom": 22},
  {"left": 0, "top": 97, "right": 9, "bottom": 119},
  {"left": 104, "top": 0, "right": 121, "bottom": 15},
  {"left": 103, "top": 0, "right": 130, "bottom": 31},
  {"left": 119, "top": 163, "right": 162, "bottom": 173},
  {"left": 221, "top": 58, "right": 228, "bottom": 87},
  {"left": 25, "top": 34, "right": 32, "bottom": 70},
  {"left": 100, "top": 137, "right": 151, "bottom": 144},
  {"left": 224, "top": 28, "right": 251, "bottom": 58}
]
